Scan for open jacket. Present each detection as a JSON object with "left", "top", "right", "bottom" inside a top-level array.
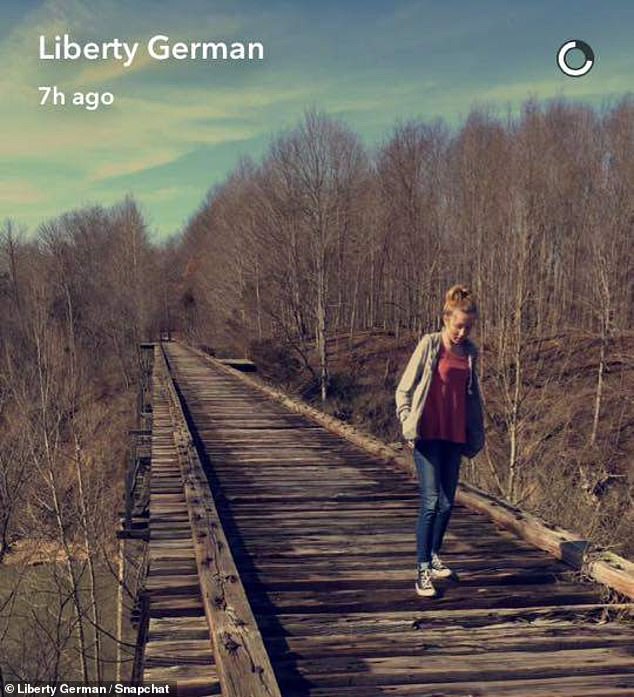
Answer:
[{"left": 395, "top": 331, "right": 485, "bottom": 458}]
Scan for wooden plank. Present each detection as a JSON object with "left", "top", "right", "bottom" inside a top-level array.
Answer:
[
  {"left": 148, "top": 596, "right": 205, "bottom": 618},
  {"left": 256, "top": 604, "right": 633, "bottom": 636},
  {"left": 277, "top": 648, "right": 634, "bottom": 686},
  {"left": 237, "top": 551, "right": 562, "bottom": 569},
  {"left": 144, "top": 639, "right": 215, "bottom": 665},
  {"left": 267, "top": 624, "right": 634, "bottom": 658},
  {"left": 248, "top": 583, "right": 604, "bottom": 615},
  {"left": 145, "top": 578, "right": 201, "bottom": 596},
  {"left": 147, "top": 564, "right": 199, "bottom": 578},
  {"left": 238, "top": 563, "right": 570, "bottom": 588},
  {"left": 148, "top": 616, "right": 211, "bottom": 642},
  {"left": 225, "top": 533, "right": 539, "bottom": 554},
  {"left": 143, "top": 665, "right": 221, "bottom": 696},
  {"left": 149, "top": 549, "right": 198, "bottom": 562},
  {"left": 306, "top": 673, "right": 634, "bottom": 696}
]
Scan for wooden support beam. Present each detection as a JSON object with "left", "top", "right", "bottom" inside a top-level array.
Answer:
[
  {"left": 217, "top": 358, "right": 257, "bottom": 372},
  {"left": 447, "top": 480, "right": 634, "bottom": 600},
  {"left": 184, "top": 342, "right": 634, "bottom": 601},
  {"left": 157, "top": 346, "right": 283, "bottom": 697}
]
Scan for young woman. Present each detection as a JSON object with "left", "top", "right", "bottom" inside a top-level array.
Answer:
[{"left": 395, "top": 285, "right": 485, "bottom": 597}]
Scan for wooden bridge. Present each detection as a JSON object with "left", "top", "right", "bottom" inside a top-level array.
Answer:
[{"left": 124, "top": 342, "right": 634, "bottom": 696}]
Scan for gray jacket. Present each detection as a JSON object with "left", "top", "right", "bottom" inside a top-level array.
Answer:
[{"left": 395, "top": 331, "right": 485, "bottom": 458}]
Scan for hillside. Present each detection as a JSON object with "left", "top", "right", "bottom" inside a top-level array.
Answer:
[{"left": 245, "top": 329, "right": 634, "bottom": 560}]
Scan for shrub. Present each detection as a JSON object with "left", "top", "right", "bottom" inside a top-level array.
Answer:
[{"left": 248, "top": 338, "right": 302, "bottom": 387}]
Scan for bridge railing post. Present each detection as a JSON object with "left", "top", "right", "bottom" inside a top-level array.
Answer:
[{"left": 138, "top": 343, "right": 155, "bottom": 430}]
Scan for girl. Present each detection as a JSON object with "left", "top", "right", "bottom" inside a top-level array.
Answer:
[{"left": 395, "top": 285, "right": 485, "bottom": 597}]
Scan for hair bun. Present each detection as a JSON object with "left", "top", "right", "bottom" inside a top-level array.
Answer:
[
  {"left": 446, "top": 285, "right": 471, "bottom": 302},
  {"left": 443, "top": 284, "right": 477, "bottom": 317}
]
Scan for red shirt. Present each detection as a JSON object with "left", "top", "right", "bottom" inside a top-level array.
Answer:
[{"left": 419, "top": 343, "right": 469, "bottom": 443}]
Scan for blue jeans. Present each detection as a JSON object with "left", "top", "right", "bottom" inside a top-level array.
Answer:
[{"left": 413, "top": 439, "right": 462, "bottom": 566}]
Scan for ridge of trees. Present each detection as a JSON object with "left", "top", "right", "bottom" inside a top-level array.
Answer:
[{"left": 0, "top": 198, "right": 162, "bottom": 680}]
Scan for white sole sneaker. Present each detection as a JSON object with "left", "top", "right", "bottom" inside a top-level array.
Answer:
[
  {"left": 415, "top": 582, "right": 437, "bottom": 597},
  {"left": 430, "top": 567, "right": 452, "bottom": 579}
]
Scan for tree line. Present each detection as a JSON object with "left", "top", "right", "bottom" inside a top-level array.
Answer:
[{"left": 0, "top": 198, "right": 162, "bottom": 680}]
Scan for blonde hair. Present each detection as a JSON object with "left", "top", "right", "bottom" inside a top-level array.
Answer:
[{"left": 443, "top": 284, "right": 478, "bottom": 318}]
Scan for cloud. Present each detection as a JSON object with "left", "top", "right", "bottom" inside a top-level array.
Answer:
[
  {"left": 88, "top": 150, "right": 183, "bottom": 181},
  {"left": 0, "top": 80, "right": 291, "bottom": 169},
  {"left": 141, "top": 186, "right": 190, "bottom": 203},
  {"left": 72, "top": 47, "right": 156, "bottom": 87},
  {"left": 0, "top": 180, "right": 46, "bottom": 205},
  {"left": 0, "top": 0, "right": 95, "bottom": 94}
]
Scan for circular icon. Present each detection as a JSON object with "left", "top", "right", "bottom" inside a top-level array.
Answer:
[
  {"left": 5, "top": 684, "right": 14, "bottom": 693},
  {"left": 557, "top": 40, "right": 594, "bottom": 77}
]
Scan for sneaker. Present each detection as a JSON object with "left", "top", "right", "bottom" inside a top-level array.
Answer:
[
  {"left": 415, "top": 566, "right": 437, "bottom": 597},
  {"left": 430, "top": 553, "right": 452, "bottom": 579}
]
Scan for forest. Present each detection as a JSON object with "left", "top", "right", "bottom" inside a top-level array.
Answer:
[{"left": 1, "top": 97, "right": 632, "bottom": 679}]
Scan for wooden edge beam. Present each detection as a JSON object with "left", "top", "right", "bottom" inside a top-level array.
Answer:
[
  {"left": 156, "top": 345, "right": 283, "bottom": 697},
  {"left": 181, "top": 341, "right": 634, "bottom": 602}
]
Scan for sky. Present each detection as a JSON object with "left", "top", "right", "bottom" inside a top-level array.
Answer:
[{"left": 1, "top": 0, "right": 632, "bottom": 240}]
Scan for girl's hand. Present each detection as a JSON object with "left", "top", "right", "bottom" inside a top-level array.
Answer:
[{"left": 406, "top": 440, "right": 416, "bottom": 450}]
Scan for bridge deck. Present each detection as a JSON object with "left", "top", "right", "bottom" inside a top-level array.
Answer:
[
  {"left": 145, "top": 341, "right": 634, "bottom": 696},
  {"left": 143, "top": 375, "right": 221, "bottom": 695}
]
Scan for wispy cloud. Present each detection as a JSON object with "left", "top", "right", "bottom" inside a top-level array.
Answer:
[
  {"left": 0, "top": 180, "right": 46, "bottom": 205},
  {"left": 72, "top": 47, "right": 156, "bottom": 87},
  {"left": 88, "top": 150, "right": 183, "bottom": 181}
]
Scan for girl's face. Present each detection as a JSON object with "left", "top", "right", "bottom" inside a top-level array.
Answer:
[{"left": 443, "top": 309, "right": 476, "bottom": 345}]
